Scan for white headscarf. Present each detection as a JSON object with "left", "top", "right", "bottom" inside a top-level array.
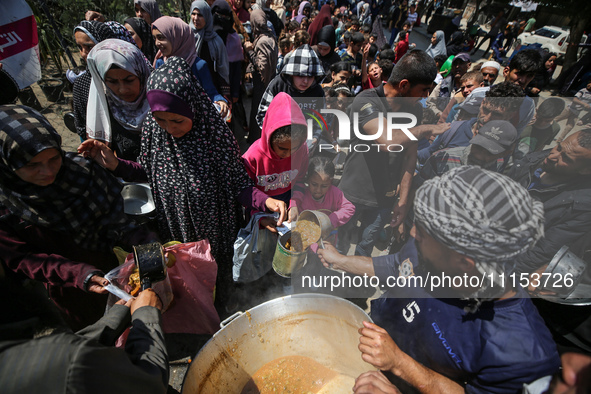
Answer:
[{"left": 86, "top": 39, "right": 152, "bottom": 143}]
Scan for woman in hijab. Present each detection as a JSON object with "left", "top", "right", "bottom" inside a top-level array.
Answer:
[
  {"left": 525, "top": 52, "right": 557, "bottom": 98},
  {"left": 152, "top": 16, "right": 229, "bottom": 118},
  {"left": 78, "top": 57, "right": 286, "bottom": 309},
  {"left": 230, "top": 0, "right": 250, "bottom": 24},
  {"left": 0, "top": 104, "right": 152, "bottom": 330},
  {"left": 426, "top": 30, "right": 447, "bottom": 58},
  {"left": 213, "top": 0, "right": 248, "bottom": 149},
  {"left": 190, "top": 0, "right": 230, "bottom": 99},
  {"left": 134, "top": 0, "right": 162, "bottom": 25},
  {"left": 244, "top": 9, "right": 278, "bottom": 143},
  {"left": 315, "top": 25, "right": 342, "bottom": 71},
  {"left": 72, "top": 20, "right": 138, "bottom": 140},
  {"left": 307, "top": 4, "right": 332, "bottom": 46},
  {"left": 85, "top": 39, "right": 152, "bottom": 161},
  {"left": 271, "top": 0, "right": 286, "bottom": 25},
  {"left": 359, "top": 3, "right": 371, "bottom": 26},
  {"left": 254, "top": 0, "right": 283, "bottom": 36},
  {"left": 294, "top": 1, "right": 311, "bottom": 24},
  {"left": 125, "top": 17, "right": 157, "bottom": 63}
]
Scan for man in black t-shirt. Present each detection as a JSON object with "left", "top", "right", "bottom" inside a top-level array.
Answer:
[{"left": 337, "top": 50, "right": 449, "bottom": 256}]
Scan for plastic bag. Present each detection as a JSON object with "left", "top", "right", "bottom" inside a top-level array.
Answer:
[
  {"left": 161, "top": 241, "right": 219, "bottom": 334},
  {"left": 233, "top": 212, "right": 278, "bottom": 283},
  {"left": 105, "top": 258, "right": 174, "bottom": 312},
  {"left": 106, "top": 240, "right": 220, "bottom": 335}
]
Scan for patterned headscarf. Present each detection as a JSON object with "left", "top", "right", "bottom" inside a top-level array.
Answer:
[
  {"left": 73, "top": 20, "right": 113, "bottom": 44},
  {"left": 141, "top": 57, "right": 253, "bottom": 262},
  {"left": 414, "top": 166, "right": 545, "bottom": 309},
  {"left": 86, "top": 39, "right": 152, "bottom": 144},
  {"left": 134, "top": 0, "right": 163, "bottom": 23},
  {"left": 189, "top": 0, "right": 230, "bottom": 83},
  {"left": 104, "top": 21, "right": 137, "bottom": 45},
  {"left": 152, "top": 16, "right": 198, "bottom": 69},
  {"left": 125, "top": 17, "right": 157, "bottom": 63},
  {"left": 0, "top": 105, "right": 135, "bottom": 252}
]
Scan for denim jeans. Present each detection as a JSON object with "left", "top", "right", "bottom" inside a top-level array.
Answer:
[
  {"left": 388, "top": 27, "right": 400, "bottom": 48},
  {"left": 337, "top": 203, "right": 391, "bottom": 257}
]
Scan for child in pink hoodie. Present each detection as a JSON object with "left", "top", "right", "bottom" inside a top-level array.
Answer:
[
  {"left": 292, "top": 156, "right": 355, "bottom": 229},
  {"left": 242, "top": 92, "right": 309, "bottom": 227}
]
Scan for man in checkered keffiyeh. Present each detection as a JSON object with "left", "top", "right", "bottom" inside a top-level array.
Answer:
[{"left": 414, "top": 165, "right": 545, "bottom": 310}]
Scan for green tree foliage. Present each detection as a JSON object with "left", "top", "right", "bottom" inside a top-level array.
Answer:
[{"left": 27, "top": 0, "right": 185, "bottom": 72}]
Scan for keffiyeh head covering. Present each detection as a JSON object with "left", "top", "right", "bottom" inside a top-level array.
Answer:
[
  {"left": 141, "top": 56, "right": 253, "bottom": 260},
  {"left": 86, "top": 39, "right": 152, "bottom": 144},
  {"left": 0, "top": 105, "right": 135, "bottom": 252},
  {"left": 152, "top": 16, "right": 198, "bottom": 69},
  {"left": 125, "top": 17, "right": 157, "bottom": 63},
  {"left": 134, "top": 0, "right": 162, "bottom": 23},
  {"left": 414, "top": 166, "right": 545, "bottom": 310},
  {"left": 189, "top": 0, "right": 230, "bottom": 83},
  {"left": 281, "top": 44, "right": 325, "bottom": 81},
  {"left": 426, "top": 30, "right": 447, "bottom": 58}
]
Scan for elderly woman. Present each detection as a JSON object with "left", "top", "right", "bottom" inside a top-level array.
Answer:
[
  {"left": 85, "top": 39, "right": 152, "bottom": 161},
  {"left": 0, "top": 105, "right": 154, "bottom": 330}
]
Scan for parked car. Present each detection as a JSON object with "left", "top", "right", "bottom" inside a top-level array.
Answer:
[{"left": 516, "top": 26, "right": 587, "bottom": 57}]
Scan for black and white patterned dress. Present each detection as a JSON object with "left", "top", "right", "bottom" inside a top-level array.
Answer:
[{"left": 141, "top": 56, "right": 253, "bottom": 271}]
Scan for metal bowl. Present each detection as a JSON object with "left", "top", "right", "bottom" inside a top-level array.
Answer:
[{"left": 121, "top": 183, "right": 156, "bottom": 216}]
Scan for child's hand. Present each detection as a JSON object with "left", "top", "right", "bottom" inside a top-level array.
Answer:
[
  {"left": 288, "top": 206, "right": 299, "bottom": 223},
  {"left": 265, "top": 197, "right": 287, "bottom": 225},
  {"left": 260, "top": 216, "right": 278, "bottom": 233}
]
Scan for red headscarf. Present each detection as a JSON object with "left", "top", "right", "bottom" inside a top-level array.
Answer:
[{"left": 308, "top": 5, "right": 332, "bottom": 46}]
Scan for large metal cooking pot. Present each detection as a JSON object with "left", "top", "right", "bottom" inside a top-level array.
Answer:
[{"left": 182, "top": 294, "right": 375, "bottom": 393}]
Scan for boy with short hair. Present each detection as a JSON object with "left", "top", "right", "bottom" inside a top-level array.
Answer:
[
  {"left": 439, "top": 70, "right": 485, "bottom": 122},
  {"left": 340, "top": 31, "right": 365, "bottom": 71}
]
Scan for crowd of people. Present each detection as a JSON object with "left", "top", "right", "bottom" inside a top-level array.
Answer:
[{"left": 2, "top": 0, "right": 591, "bottom": 392}]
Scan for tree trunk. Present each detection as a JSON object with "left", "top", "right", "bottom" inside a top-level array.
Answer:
[{"left": 560, "top": 15, "right": 588, "bottom": 77}]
